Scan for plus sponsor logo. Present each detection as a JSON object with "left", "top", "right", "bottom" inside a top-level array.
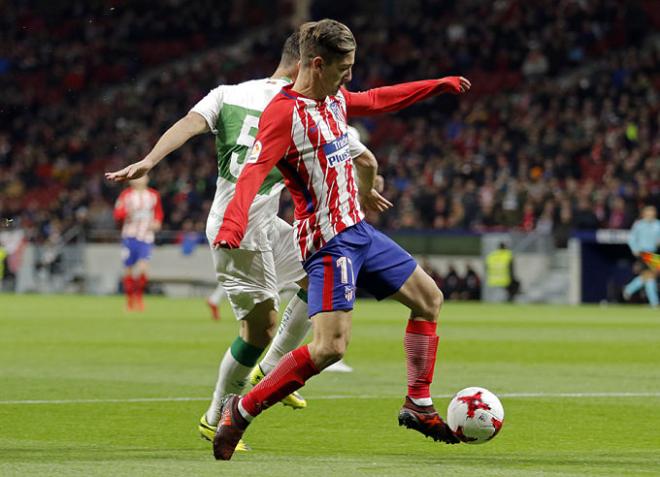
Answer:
[{"left": 323, "top": 134, "right": 350, "bottom": 168}]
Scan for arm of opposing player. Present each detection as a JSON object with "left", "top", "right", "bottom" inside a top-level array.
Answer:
[
  {"left": 105, "top": 111, "right": 209, "bottom": 182},
  {"left": 213, "top": 105, "right": 292, "bottom": 249},
  {"left": 343, "top": 76, "right": 471, "bottom": 117},
  {"left": 353, "top": 149, "right": 393, "bottom": 213}
]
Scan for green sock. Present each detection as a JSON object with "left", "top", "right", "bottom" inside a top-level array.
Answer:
[
  {"left": 296, "top": 288, "right": 308, "bottom": 303},
  {"left": 230, "top": 336, "right": 265, "bottom": 367}
]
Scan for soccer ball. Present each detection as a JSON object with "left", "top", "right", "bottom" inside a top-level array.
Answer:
[{"left": 447, "top": 387, "right": 504, "bottom": 444}]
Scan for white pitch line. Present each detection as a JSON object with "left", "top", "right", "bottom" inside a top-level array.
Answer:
[{"left": 0, "top": 392, "right": 659, "bottom": 405}]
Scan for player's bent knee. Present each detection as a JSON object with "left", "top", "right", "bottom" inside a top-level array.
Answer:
[
  {"left": 417, "top": 287, "right": 443, "bottom": 321},
  {"left": 433, "top": 288, "right": 444, "bottom": 314},
  {"left": 309, "top": 341, "right": 346, "bottom": 369},
  {"left": 240, "top": 305, "right": 278, "bottom": 348}
]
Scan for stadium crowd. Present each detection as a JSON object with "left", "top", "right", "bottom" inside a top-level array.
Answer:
[{"left": 1, "top": 0, "right": 658, "bottom": 251}]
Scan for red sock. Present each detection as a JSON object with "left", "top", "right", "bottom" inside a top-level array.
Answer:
[
  {"left": 241, "top": 345, "right": 319, "bottom": 417},
  {"left": 123, "top": 275, "right": 135, "bottom": 305},
  {"left": 404, "top": 319, "right": 438, "bottom": 401},
  {"left": 136, "top": 273, "right": 147, "bottom": 298}
]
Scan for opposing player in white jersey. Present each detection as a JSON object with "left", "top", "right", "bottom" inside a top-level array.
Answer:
[
  {"left": 113, "top": 175, "right": 163, "bottom": 311},
  {"left": 105, "top": 32, "right": 389, "bottom": 450},
  {"left": 213, "top": 19, "right": 471, "bottom": 460}
]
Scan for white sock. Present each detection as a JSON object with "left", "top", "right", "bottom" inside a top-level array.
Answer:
[
  {"left": 206, "top": 348, "right": 251, "bottom": 425},
  {"left": 238, "top": 399, "right": 255, "bottom": 422},
  {"left": 208, "top": 284, "right": 226, "bottom": 306},
  {"left": 410, "top": 396, "right": 433, "bottom": 407},
  {"left": 258, "top": 293, "right": 311, "bottom": 374}
]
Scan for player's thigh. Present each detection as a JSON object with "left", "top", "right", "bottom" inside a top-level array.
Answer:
[
  {"left": 135, "top": 259, "right": 150, "bottom": 275},
  {"left": 304, "top": 250, "right": 359, "bottom": 318},
  {"left": 390, "top": 265, "right": 443, "bottom": 319},
  {"left": 272, "top": 217, "right": 306, "bottom": 287},
  {"left": 356, "top": 224, "right": 417, "bottom": 300},
  {"left": 210, "top": 247, "right": 279, "bottom": 321},
  {"left": 302, "top": 223, "right": 371, "bottom": 317},
  {"left": 121, "top": 238, "right": 139, "bottom": 269}
]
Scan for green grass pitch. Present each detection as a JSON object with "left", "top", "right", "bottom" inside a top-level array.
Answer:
[{"left": 1, "top": 294, "right": 659, "bottom": 476}]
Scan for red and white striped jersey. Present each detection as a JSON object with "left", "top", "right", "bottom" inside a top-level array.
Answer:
[
  {"left": 216, "top": 77, "right": 464, "bottom": 261},
  {"left": 113, "top": 187, "right": 164, "bottom": 244}
]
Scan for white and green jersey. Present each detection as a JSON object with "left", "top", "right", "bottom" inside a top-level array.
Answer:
[{"left": 192, "top": 77, "right": 366, "bottom": 251}]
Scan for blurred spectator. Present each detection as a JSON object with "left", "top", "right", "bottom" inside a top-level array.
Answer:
[
  {"left": 462, "top": 265, "right": 482, "bottom": 301},
  {"left": 177, "top": 219, "right": 205, "bottom": 256},
  {"left": 486, "top": 242, "right": 520, "bottom": 302},
  {"left": 1, "top": 0, "right": 657, "bottom": 250},
  {"left": 443, "top": 264, "right": 462, "bottom": 301},
  {"left": 0, "top": 244, "right": 7, "bottom": 289}
]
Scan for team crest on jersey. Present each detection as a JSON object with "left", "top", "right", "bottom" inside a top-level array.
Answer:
[
  {"left": 344, "top": 285, "right": 354, "bottom": 302},
  {"left": 323, "top": 134, "right": 351, "bottom": 168},
  {"left": 247, "top": 140, "right": 262, "bottom": 164},
  {"left": 329, "top": 100, "right": 343, "bottom": 119}
]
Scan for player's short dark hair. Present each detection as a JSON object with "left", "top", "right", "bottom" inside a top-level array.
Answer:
[
  {"left": 299, "top": 19, "right": 356, "bottom": 65},
  {"left": 279, "top": 31, "right": 301, "bottom": 67}
]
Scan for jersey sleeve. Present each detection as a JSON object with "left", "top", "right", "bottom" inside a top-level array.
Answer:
[
  {"left": 342, "top": 77, "right": 463, "bottom": 117},
  {"left": 152, "top": 190, "right": 164, "bottom": 223},
  {"left": 113, "top": 190, "right": 128, "bottom": 222},
  {"left": 347, "top": 125, "right": 367, "bottom": 158},
  {"left": 190, "top": 85, "right": 224, "bottom": 134},
  {"left": 214, "top": 100, "right": 293, "bottom": 248}
]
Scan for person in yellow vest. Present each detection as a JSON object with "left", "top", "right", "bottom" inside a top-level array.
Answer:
[
  {"left": 0, "top": 246, "right": 7, "bottom": 287},
  {"left": 486, "top": 242, "right": 519, "bottom": 302}
]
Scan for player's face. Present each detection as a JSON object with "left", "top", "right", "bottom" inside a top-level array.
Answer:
[
  {"left": 320, "top": 50, "right": 354, "bottom": 96},
  {"left": 643, "top": 206, "right": 657, "bottom": 220}
]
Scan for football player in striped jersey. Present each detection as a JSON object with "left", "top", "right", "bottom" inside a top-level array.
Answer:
[{"left": 213, "top": 19, "right": 470, "bottom": 459}]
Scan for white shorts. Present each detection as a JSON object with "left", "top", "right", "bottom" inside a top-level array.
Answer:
[{"left": 208, "top": 218, "right": 305, "bottom": 320}]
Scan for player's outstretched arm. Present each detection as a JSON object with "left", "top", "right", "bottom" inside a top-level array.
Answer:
[
  {"left": 343, "top": 76, "right": 471, "bottom": 117},
  {"left": 105, "top": 112, "right": 209, "bottom": 182},
  {"left": 353, "top": 148, "right": 392, "bottom": 213}
]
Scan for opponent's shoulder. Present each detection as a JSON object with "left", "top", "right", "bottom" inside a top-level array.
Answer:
[
  {"left": 261, "top": 91, "right": 297, "bottom": 120},
  {"left": 225, "top": 78, "right": 288, "bottom": 100}
]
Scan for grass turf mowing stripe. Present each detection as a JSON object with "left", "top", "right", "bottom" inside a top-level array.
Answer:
[{"left": 1, "top": 391, "right": 659, "bottom": 405}]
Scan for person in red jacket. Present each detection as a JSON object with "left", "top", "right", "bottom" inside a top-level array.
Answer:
[{"left": 113, "top": 175, "right": 163, "bottom": 311}]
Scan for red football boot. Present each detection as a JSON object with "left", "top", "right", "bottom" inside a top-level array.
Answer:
[
  {"left": 213, "top": 394, "right": 250, "bottom": 460},
  {"left": 398, "top": 396, "right": 459, "bottom": 444}
]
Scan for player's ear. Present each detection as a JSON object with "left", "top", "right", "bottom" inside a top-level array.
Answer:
[{"left": 312, "top": 56, "right": 324, "bottom": 72}]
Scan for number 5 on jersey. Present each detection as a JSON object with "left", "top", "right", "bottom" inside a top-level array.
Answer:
[{"left": 229, "top": 113, "right": 260, "bottom": 178}]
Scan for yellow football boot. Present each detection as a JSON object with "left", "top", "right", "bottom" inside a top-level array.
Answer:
[
  {"left": 248, "top": 364, "right": 307, "bottom": 409},
  {"left": 198, "top": 414, "right": 251, "bottom": 451}
]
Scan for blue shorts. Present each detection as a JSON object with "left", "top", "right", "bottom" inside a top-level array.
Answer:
[
  {"left": 121, "top": 238, "right": 153, "bottom": 267},
  {"left": 304, "top": 221, "right": 417, "bottom": 317}
]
